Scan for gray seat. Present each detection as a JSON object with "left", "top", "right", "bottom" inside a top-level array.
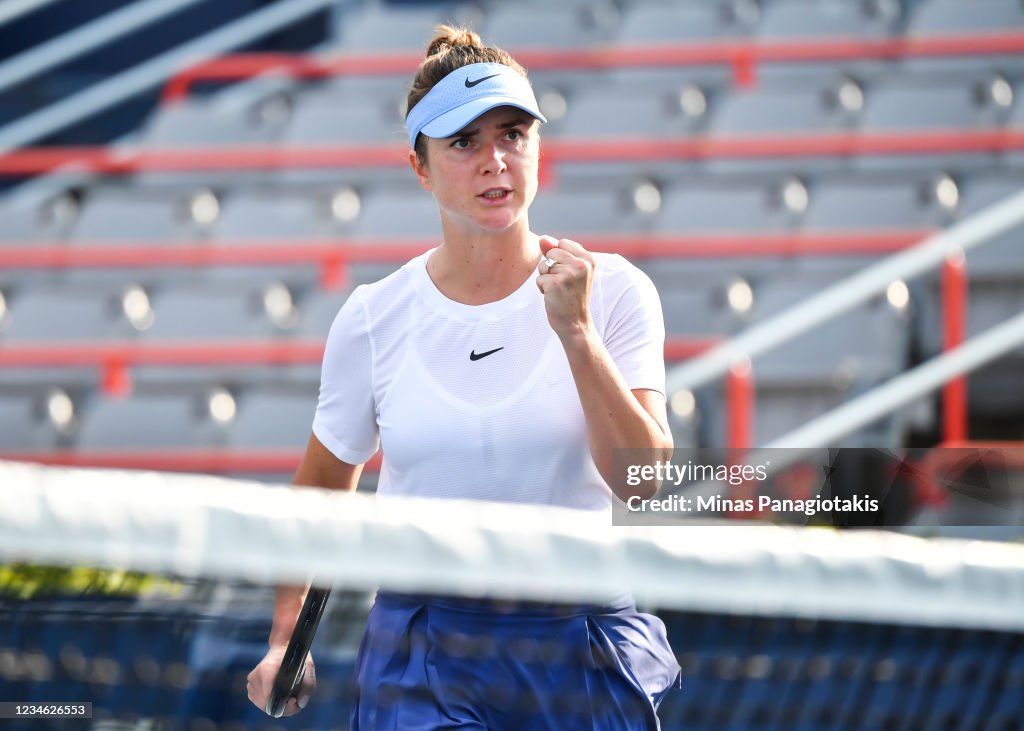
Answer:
[
  {"left": 758, "top": 0, "right": 900, "bottom": 39},
  {"left": 296, "top": 98, "right": 397, "bottom": 147},
  {"left": 65, "top": 183, "right": 208, "bottom": 284},
  {"left": 659, "top": 286, "right": 744, "bottom": 338},
  {"left": 527, "top": 187, "right": 657, "bottom": 236},
  {"left": 705, "top": 84, "right": 859, "bottom": 174},
  {"left": 0, "top": 394, "right": 63, "bottom": 450},
  {"left": 285, "top": 93, "right": 406, "bottom": 145},
  {"left": 618, "top": 4, "right": 754, "bottom": 44},
  {"left": 0, "top": 197, "right": 71, "bottom": 243},
  {"left": 643, "top": 259, "right": 762, "bottom": 338},
  {"left": 861, "top": 81, "right": 1008, "bottom": 132},
  {"left": 333, "top": 4, "right": 472, "bottom": 52},
  {"left": 908, "top": 0, "right": 1024, "bottom": 35},
  {"left": 143, "top": 286, "right": 277, "bottom": 340},
  {"left": 214, "top": 190, "right": 341, "bottom": 240},
  {"left": 556, "top": 85, "right": 704, "bottom": 140},
  {"left": 857, "top": 79, "right": 1009, "bottom": 171},
  {"left": 710, "top": 85, "right": 858, "bottom": 135},
  {"left": 207, "top": 188, "right": 367, "bottom": 288},
  {"left": 1, "top": 288, "right": 132, "bottom": 342},
  {"left": 228, "top": 390, "right": 317, "bottom": 450},
  {"left": 481, "top": 5, "right": 618, "bottom": 50},
  {"left": 803, "top": 177, "right": 949, "bottom": 231},
  {"left": 139, "top": 98, "right": 284, "bottom": 147},
  {"left": 749, "top": 276, "right": 909, "bottom": 385},
  {"left": 70, "top": 188, "right": 208, "bottom": 242},
  {"left": 76, "top": 393, "right": 226, "bottom": 449},
  {"left": 349, "top": 190, "right": 441, "bottom": 239},
  {"left": 659, "top": 183, "right": 799, "bottom": 234}
]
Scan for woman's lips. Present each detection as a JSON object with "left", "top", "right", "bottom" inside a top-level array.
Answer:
[{"left": 479, "top": 188, "right": 512, "bottom": 203}]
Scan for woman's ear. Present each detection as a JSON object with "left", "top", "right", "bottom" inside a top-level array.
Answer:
[{"left": 409, "top": 148, "right": 432, "bottom": 192}]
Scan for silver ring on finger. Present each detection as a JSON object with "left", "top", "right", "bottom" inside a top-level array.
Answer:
[{"left": 541, "top": 256, "right": 557, "bottom": 273}]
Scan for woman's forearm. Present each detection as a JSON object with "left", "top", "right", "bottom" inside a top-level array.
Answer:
[{"left": 559, "top": 327, "right": 673, "bottom": 501}]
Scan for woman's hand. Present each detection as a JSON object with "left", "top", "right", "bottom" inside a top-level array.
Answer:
[
  {"left": 247, "top": 645, "right": 316, "bottom": 717},
  {"left": 536, "top": 235, "right": 596, "bottom": 340}
]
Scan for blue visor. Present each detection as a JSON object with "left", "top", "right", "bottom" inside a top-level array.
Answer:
[{"left": 405, "top": 62, "right": 547, "bottom": 147}]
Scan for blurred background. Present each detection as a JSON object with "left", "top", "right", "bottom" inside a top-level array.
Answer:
[{"left": 1, "top": 0, "right": 1023, "bottom": 728}]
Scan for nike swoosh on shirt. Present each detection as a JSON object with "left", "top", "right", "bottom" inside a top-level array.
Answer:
[
  {"left": 469, "top": 347, "right": 504, "bottom": 361},
  {"left": 465, "top": 74, "right": 500, "bottom": 88}
]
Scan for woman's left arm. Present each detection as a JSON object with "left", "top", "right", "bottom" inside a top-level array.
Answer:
[{"left": 538, "top": 237, "right": 673, "bottom": 501}]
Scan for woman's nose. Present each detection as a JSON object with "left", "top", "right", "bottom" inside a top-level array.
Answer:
[{"left": 480, "top": 143, "right": 507, "bottom": 174}]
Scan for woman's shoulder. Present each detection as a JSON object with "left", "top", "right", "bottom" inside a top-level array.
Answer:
[
  {"left": 591, "top": 251, "right": 657, "bottom": 294},
  {"left": 350, "top": 251, "right": 430, "bottom": 307}
]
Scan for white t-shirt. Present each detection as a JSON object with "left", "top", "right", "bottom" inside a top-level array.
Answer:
[{"left": 312, "top": 249, "right": 665, "bottom": 511}]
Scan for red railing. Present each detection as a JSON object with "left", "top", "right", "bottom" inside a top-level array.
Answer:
[
  {"left": 0, "top": 232, "right": 929, "bottom": 267},
  {"left": 159, "top": 33, "right": 1024, "bottom": 101},
  {"left": 1, "top": 131, "right": 1022, "bottom": 177},
  {"left": 0, "top": 337, "right": 717, "bottom": 394}
]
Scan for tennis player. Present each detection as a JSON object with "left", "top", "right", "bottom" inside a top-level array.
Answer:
[{"left": 248, "top": 25, "right": 681, "bottom": 729}]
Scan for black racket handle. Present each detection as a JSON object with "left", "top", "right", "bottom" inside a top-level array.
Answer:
[{"left": 265, "top": 586, "right": 331, "bottom": 718}]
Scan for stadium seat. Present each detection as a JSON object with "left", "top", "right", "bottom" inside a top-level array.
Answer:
[
  {"left": 70, "top": 187, "right": 209, "bottom": 243},
  {"left": 643, "top": 259, "right": 754, "bottom": 337},
  {"left": 0, "top": 288, "right": 133, "bottom": 342},
  {"left": 908, "top": 0, "right": 1024, "bottom": 36},
  {"left": 618, "top": 3, "right": 755, "bottom": 44},
  {"left": 658, "top": 183, "right": 800, "bottom": 235},
  {"left": 704, "top": 84, "right": 859, "bottom": 174},
  {"left": 709, "top": 85, "right": 858, "bottom": 135},
  {"left": 142, "top": 285, "right": 279, "bottom": 341},
  {"left": 527, "top": 187, "right": 658, "bottom": 236},
  {"left": 749, "top": 276, "right": 909, "bottom": 384},
  {"left": 75, "top": 392, "right": 227, "bottom": 449},
  {"left": 139, "top": 98, "right": 284, "bottom": 148},
  {"left": 214, "top": 188, "right": 349, "bottom": 240},
  {"left": 862, "top": 80, "right": 1009, "bottom": 132},
  {"left": 348, "top": 189, "right": 442, "bottom": 239},
  {"left": 0, "top": 196, "right": 71, "bottom": 243},
  {"left": 758, "top": 0, "right": 901, "bottom": 40},
  {"left": 802, "top": 176, "right": 950, "bottom": 231},
  {"left": 480, "top": 5, "right": 618, "bottom": 50},
  {"left": 284, "top": 93, "right": 406, "bottom": 145},
  {"left": 227, "top": 389, "right": 317, "bottom": 450},
  {"left": 0, "top": 394, "right": 64, "bottom": 450},
  {"left": 857, "top": 78, "right": 1009, "bottom": 171},
  {"left": 332, "top": 3, "right": 475, "bottom": 52},
  {"left": 553, "top": 84, "right": 705, "bottom": 140}
]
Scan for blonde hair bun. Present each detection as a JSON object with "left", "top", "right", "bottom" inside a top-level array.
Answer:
[{"left": 426, "top": 25, "right": 484, "bottom": 57}]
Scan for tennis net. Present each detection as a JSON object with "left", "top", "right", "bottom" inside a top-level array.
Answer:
[{"left": 2, "top": 458, "right": 1023, "bottom": 730}]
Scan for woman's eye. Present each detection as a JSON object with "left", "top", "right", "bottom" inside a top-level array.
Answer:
[
  {"left": 506, "top": 130, "right": 522, "bottom": 141},
  {"left": 452, "top": 138, "right": 470, "bottom": 149}
]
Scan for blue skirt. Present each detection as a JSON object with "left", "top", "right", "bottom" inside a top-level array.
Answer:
[{"left": 350, "top": 592, "right": 682, "bottom": 730}]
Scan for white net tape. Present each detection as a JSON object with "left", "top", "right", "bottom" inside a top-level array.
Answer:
[{"left": 2, "top": 459, "right": 1023, "bottom": 630}]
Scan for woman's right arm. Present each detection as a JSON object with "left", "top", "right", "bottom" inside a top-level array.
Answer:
[{"left": 246, "top": 432, "right": 364, "bottom": 716}]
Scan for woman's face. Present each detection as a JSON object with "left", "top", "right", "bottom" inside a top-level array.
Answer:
[{"left": 410, "top": 105, "right": 540, "bottom": 235}]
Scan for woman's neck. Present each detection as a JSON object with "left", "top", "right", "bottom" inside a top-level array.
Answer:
[{"left": 427, "top": 220, "right": 541, "bottom": 306}]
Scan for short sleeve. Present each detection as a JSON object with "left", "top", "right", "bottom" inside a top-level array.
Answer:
[
  {"left": 601, "top": 258, "right": 667, "bottom": 395},
  {"left": 311, "top": 287, "right": 380, "bottom": 464}
]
